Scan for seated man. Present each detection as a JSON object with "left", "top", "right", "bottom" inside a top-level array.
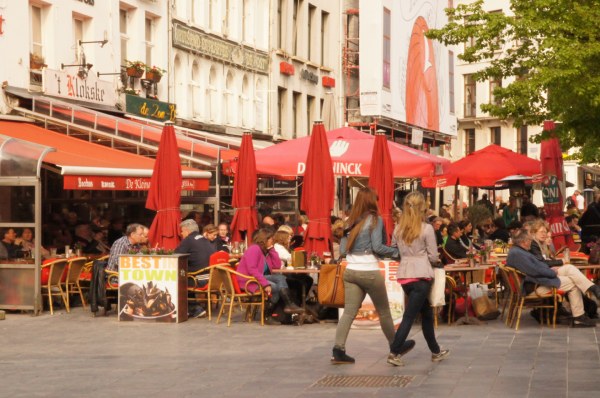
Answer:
[
  {"left": 106, "top": 223, "right": 145, "bottom": 271},
  {"left": 565, "top": 215, "right": 582, "bottom": 243},
  {"left": 175, "top": 219, "right": 216, "bottom": 318},
  {"left": 507, "top": 228, "right": 600, "bottom": 327},
  {"left": 486, "top": 218, "right": 510, "bottom": 243},
  {"left": 444, "top": 223, "right": 468, "bottom": 259}
]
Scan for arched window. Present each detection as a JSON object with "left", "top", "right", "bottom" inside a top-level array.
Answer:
[
  {"left": 174, "top": 55, "right": 186, "bottom": 118},
  {"left": 255, "top": 77, "right": 266, "bottom": 131},
  {"left": 224, "top": 71, "right": 234, "bottom": 124},
  {"left": 208, "top": 66, "right": 218, "bottom": 121},
  {"left": 191, "top": 61, "right": 202, "bottom": 119},
  {"left": 242, "top": 75, "right": 250, "bottom": 127}
]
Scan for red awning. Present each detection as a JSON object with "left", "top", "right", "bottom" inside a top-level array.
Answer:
[{"left": 0, "top": 121, "right": 210, "bottom": 190}]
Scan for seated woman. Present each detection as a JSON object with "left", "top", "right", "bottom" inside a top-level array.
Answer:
[
  {"left": 273, "top": 228, "right": 313, "bottom": 313},
  {"left": 529, "top": 219, "right": 564, "bottom": 267},
  {"left": 19, "top": 227, "right": 50, "bottom": 259},
  {"left": 236, "top": 227, "right": 303, "bottom": 325},
  {"left": 458, "top": 220, "right": 478, "bottom": 250}
]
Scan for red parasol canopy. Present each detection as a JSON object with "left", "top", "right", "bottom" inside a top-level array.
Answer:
[
  {"left": 230, "top": 127, "right": 448, "bottom": 178},
  {"left": 540, "top": 135, "right": 575, "bottom": 250},
  {"left": 368, "top": 133, "right": 395, "bottom": 242},
  {"left": 422, "top": 144, "right": 541, "bottom": 188},
  {"left": 230, "top": 132, "right": 259, "bottom": 243},
  {"left": 301, "top": 122, "right": 335, "bottom": 257},
  {"left": 146, "top": 123, "right": 182, "bottom": 249}
]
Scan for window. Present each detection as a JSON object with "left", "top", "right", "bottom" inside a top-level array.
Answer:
[
  {"left": 224, "top": 0, "right": 231, "bottom": 36},
  {"left": 255, "top": 78, "right": 265, "bottom": 130},
  {"left": 277, "top": 0, "right": 283, "bottom": 49},
  {"left": 191, "top": 0, "right": 201, "bottom": 25},
  {"left": 191, "top": 61, "right": 202, "bottom": 118},
  {"left": 292, "top": 0, "right": 300, "bottom": 55},
  {"left": 224, "top": 71, "right": 234, "bottom": 124},
  {"left": 448, "top": 51, "right": 455, "bottom": 114},
  {"left": 307, "top": 95, "right": 315, "bottom": 136},
  {"left": 73, "top": 18, "right": 83, "bottom": 61},
  {"left": 119, "top": 9, "right": 128, "bottom": 65},
  {"left": 308, "top": 5, "right": 316, "bottom": 61},
  {"left": 31, "top": 5, "right": 43, "bottom": 58},
  {"left": 383, "top": 8, "right": 391, "bottom": 89},
  {"left": 465, "top": 129, "right": 475, "bottom": 154},
  {"left": 489, "top": 77, "right": 502, "bottom": 105},
  {"left": 517, "top": 125, "right": 528, "bottom": 155},
  {"left": 293, "top": 91, "right": 301, "bottom": 138},
  {"left": 464, "top": 74, "right": 476, "bottom": 117},
  {"left": 242, "top": 75, "right": 250, "bottom": 127},
  {"left": 321, "top": 11, "right": 329, "bottom": 66},
  {"left": 491, "top": 126, "right": 501, "bottom": 145},
  {"left": 278, "top": 87, "right": 287, "bottom": 137},
  {"left": 208, "top": 67, "right": 218, "bottom": 121},
  {"left": 145, "top": 17, "right": 154, "bottom": 68},
  {"left": 209, "top": 0, "right": 215, "bottom": 30},
  {"left": 242, "top": 0, "right": 248, "bottom": 42}
]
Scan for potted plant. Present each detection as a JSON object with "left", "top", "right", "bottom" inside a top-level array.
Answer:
[
  {"left": 145, "top": 66, "right": 166, "bottom": 83},
  {"left": 30, "top": 53, "right": 46, "bottom": 70},
  {"left": 125, "top": 60, "right": 146, "bottom": 78}
]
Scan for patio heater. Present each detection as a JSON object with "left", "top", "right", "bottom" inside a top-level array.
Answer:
[{"left": 508, "top": 179, "right": 526, "bottom": 220}]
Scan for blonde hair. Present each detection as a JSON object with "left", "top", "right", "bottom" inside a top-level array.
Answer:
[
  {"left": 277, "top": 225, "right": 294, "bottom": 235},
  {"left": 273, "top": 230, "right": 290, "bottom": 247},
  {"left": 529, "top": 219, "right": 549, "bottom": 235},
  {"left": 395, "top": 192, "right": 427, "bottom": 245}
]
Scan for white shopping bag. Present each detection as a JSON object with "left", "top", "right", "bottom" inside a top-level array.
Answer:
[{"left": 429, "top": 268, "right": 446, "bottom": 307}]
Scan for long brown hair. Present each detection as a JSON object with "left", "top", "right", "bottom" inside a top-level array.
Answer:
[
  {"left": 345, "top": 187, "right": 380, "bottom": 251},
  {"left": 396, "top": 191, "right": 427, "bottom": 245},
  {"left": 253, "top": 227, "right": 275, "bottom": 251}
]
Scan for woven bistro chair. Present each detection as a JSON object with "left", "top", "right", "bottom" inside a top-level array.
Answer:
[
  {"left": 63, "top": 256, "right": 88, "bottom": 308},
  {"left": 41, "top": 258, "right": 69, "bottom": 315},
  {"left": 213, "top": 265, "right": 266, "bottom": 327},
  {"left": 187, "top": 264, "right": 226, "bottom": 320}
]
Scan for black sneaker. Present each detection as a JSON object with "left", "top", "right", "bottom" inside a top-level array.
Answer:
[
  {"left": 431, "top": 349, "right": 450, "bottom": 362},
  {"left": 331, "top": 347, "right": 355, "bottom": 364},
  {"left": 189, "top": 306, "right": 207, "bottom": 319},
  {"left": 572, "top": 314, "right": 596, "bottom": 328},
  {"left": 398, "top": 339, "right": 416, "bottom": 356}
]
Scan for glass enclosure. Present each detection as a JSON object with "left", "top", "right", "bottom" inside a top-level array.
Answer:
[{"left": 0, "top": 134, "right": 54, "bottom": 313}]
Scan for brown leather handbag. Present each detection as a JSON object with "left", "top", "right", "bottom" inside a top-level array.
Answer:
[{"left": 317, "top": 262, "right": 346, "bottom": 308}]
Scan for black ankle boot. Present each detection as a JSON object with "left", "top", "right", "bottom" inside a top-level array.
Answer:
[
  {"left": 264, "top": 301, "right": 281, "bottom": 325},
  {"left": 331, "top": 347, "right": 355, "bottom": 364},
  {"left": 280, "top": 288, "right": 304, "bottom": 314}
]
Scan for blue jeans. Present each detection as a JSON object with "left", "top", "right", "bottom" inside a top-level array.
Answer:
[
  {"left": 265, "top": 274, "right": 288, "bottom": 303},
  {"left": 334, "top": 269, "right": 395, "bottom": 349},
  {"left": 390, "top": 280, "right": 440, "bottom": 355}
]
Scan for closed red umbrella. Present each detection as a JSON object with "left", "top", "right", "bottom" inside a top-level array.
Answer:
[
  {"left": 540, "top": 134, "right": 575, "bottom": 250},
  {"left": 368, "top": 132, "right": 395, "bottom": 242},
  {"left": 301, "top": 121, "right": 334, "bottom": 257},
  {"left": 422, "top": 144, "right": 541, "bottom": 188},
  {"left": 146, "top": 122, "right": 182, "bottom": 249},
  {"left": 230, "top": 132, "right": 258, "bottom": 243}
]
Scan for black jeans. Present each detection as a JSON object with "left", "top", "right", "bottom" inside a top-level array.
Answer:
[{"left": 390, "top": 279, "right": 440, "bottom": 355}]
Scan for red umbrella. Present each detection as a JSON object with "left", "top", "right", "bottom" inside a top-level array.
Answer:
[
  {"left": 231, "top": 127, "right": 448, "bottom": 178},
  {"left": 540, "top": 134, "right": 575, "bottom": 250},
  {"left": 230, "top": 132, "right": 258, "bottom": 243},
  {"left": 146, "top": 122, "right": 182, "bottom": 249},
  {"left": 301, "top": 122, "right": 334, "bottom": 257},
  {"left": 368, "top": 133, "right": 395, "bottom": 242},
  {"left": 422, "top": 144, "right": 541, "bottom": 188}
]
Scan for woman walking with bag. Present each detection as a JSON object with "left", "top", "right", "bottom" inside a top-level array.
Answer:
[
  {"left": 388, "top": 192, "right": 449, "bottom": 366},
  {"left": 331, "top": 187, "right": 400, "bottom": 364}
]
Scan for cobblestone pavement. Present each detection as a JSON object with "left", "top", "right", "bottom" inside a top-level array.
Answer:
[{"left": 1, "top": 307, "right": 599, "bottom": 398}]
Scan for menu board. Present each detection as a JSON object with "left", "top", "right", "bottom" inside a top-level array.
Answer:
[{"left": 118, "top": 255, "right": 188, "bottom": 323}]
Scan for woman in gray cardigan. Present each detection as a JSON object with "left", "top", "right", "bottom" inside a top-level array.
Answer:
[{"left": 388, "top": 192, "right": 449, "bottom": 366}]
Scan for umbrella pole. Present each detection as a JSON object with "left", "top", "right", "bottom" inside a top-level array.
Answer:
[{"left": 215, "top": 148, "right": 221, "bottom": 225}]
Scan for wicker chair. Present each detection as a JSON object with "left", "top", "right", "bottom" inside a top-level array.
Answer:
[
  {"left": 41, "top": 258, "right": 69, "bottom": 314},
  {"left": 63, "top": 256, "right": 88, "bottom": 309},
  {"left": 212, "top": 265, "right": 266, "bottom": 326}
]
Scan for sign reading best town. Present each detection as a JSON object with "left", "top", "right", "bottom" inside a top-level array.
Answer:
[
  {"left": 43, "top": 68, "right": 116, "bottom": 106},
  {"left": 172, "top": 21, "right": 269, "bottom": 75}
]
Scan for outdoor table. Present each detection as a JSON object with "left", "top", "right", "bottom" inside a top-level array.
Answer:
[
  {"left": 272, "top": 267, "right": 320, "bottom": 324},
  {"left": 444, "top": 263, "right": 496, "bottom": 325}
]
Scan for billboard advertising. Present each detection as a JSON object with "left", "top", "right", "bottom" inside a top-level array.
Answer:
[{"left": 359, "top": 0, "right": 457, "bottom": 136}]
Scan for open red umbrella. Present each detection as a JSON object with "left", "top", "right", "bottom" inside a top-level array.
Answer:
[
  {"left": 540, "top": 131, "right": 575, "bottom": 250},
  {"left": 301, "top": 121, "right": 334, "bottom": 257},
  {"left": 230, "top": 132, "right": 258, "bottom": 243},
  {"left": 229, "top": 127, "right": 447, "bottom": 178},
  {"left": 146, "top": 122, "right": 182, "bottom": 249},
  {"left": 422, "top": 144, "right": 541, "bottom": 188},
  {"left": 368, "top": 132, "right": 395, "bottom": 242}
]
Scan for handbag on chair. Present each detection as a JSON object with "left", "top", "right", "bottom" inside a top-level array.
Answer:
[{"left": 317, "top": 262, "right": 346, "bottom": 308}]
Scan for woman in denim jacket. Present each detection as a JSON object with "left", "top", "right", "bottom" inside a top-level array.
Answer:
[
  {"left": 331, "top": 187, "right": 399, "bottom": 364},
  {"left": 387, "top": 192, "right": 449, "bottom": 366}
]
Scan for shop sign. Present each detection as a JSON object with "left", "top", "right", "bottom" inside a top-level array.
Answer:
[
  {"left": 322, "top": 76, "right": 335, "bottom": 88},
  {"left": 279, "top": 61, "right": 294, "bottom": 75},
  {"left": 63, "top": 175, "right": 208, "bottom": 191},
  {"left": 541, "top": 175, "right": 560, "bottom": 204},
  {"left": 118, "top": 255, "right": 187, "bottom": 323},
  {"left": 300, "top": 69, "right": 318, "bottom": 84},
  {"left": 297, "top": 161, "right": 363, "bottom": 176},
  {"left": 43, "top": 68, "right": 116, "bottom": 106},
  {"left": 172, "top": 22, "right": 268, "bottom": 74},
  {"left": 125, "top": 94, "right": 176, "bottom": 122}
]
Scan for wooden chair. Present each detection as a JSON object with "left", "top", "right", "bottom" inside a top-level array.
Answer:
[
  {"left": 187, "top": 264, "right": 225, "bottom": 320},
  {"left": 498, "top": 265, "right": 517, "bottom": 325},
  {"left": 41, "top": 258, "right": 70, "bottom": 315},
  {"left": 212, "top": 265, "right": 265, "bottom": 326},
  {"left": 504, "top": 266, "right": 563, "bottom": 330},
  {"left": 433, "top": 274, "right": 458, "bottom": 327},
  {"left": 63, "top": 256, "right": 88, "bottom": 309}
]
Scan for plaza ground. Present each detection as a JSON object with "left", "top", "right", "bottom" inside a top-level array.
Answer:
[{"left": 1, "top": 307, "right": 599, "bottom": 397}]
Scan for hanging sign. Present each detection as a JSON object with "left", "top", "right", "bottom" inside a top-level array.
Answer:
[
  {"left": 43, "top": 68, "right": 116, "bottom": 106},
  {"left": 125, "top": 94, "right": 177, "bottom": 122}
]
